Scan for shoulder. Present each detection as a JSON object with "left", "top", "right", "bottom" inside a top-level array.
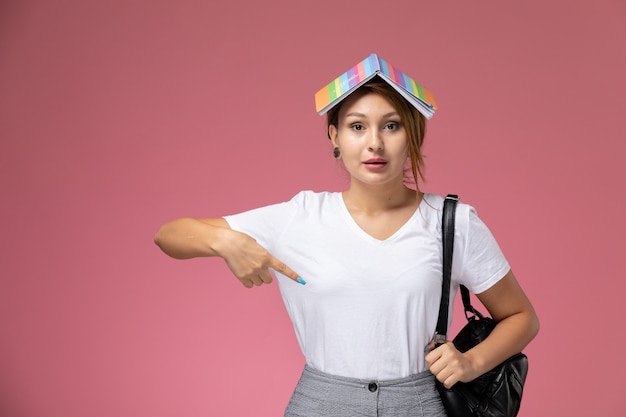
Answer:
[
  {"left": 223, "top": 191, "right": 339, "bottom": 240},
  {"left": 420, "top": 193, "right": 474, "bottom": 222},
  {"left": 288, "top": 190, "right": 342, "bottom": 211},
  {"left": 419, "top": 193, "right": 483, "bottom": 241}
]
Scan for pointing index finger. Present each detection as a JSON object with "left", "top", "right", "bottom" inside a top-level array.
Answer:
[{"left": 271, "top": 258, "right": 306, "bottom": 286}]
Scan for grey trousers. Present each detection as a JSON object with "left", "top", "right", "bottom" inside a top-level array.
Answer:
[{"left": 285, "top": 365, "right": 447, "bottom": 417}]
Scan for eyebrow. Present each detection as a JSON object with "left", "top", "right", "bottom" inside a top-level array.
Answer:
[{"left": 344, "top": 111, "right": 400, "bottom": 118}]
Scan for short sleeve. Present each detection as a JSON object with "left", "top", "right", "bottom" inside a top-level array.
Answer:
[
  {"left": 453, "top": 205, "right": 511, "bottom": 294},
  {"left": 223, "top": 192, "right": 302, "bottom": 252}
]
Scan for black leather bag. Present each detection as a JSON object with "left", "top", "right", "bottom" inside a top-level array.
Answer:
[{"left": 433, "top": 195, "right": 528, "bottom": 417}]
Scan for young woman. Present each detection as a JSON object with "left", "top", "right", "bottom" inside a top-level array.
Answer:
[{"left": 154, "top": 61, "right": 539, "bottom": 416}]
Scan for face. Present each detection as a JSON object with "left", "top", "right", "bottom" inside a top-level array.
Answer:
[{"left": 329, "top": 92, "right": 408, "bottom": 187}]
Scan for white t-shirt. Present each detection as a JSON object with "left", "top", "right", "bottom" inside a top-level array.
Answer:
[{"left": 224, "top": 191, "right": 510, "bottom": 380}]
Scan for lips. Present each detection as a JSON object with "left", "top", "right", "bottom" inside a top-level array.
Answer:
[
  {"left": 363, "top": 158, "right": 388, "bottom": 170},
  {"left": 364, "top": 158, "right": 388, "bottom": 166}
]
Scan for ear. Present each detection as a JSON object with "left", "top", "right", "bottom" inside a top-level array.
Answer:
[{"left": 329, "top": 124, "right": 339, "bottom": 147}]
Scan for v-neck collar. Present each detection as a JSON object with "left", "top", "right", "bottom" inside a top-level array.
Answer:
[{"left": 336, "top": 192, "right": 424, "bottom": 245}]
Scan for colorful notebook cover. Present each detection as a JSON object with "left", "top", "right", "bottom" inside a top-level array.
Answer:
[{"left": 314, "top": 53, "right": 437, "bottom": 119}]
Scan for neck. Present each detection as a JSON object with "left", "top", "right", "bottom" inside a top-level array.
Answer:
[{"left": 343, "top": 180, "right": 421, "bottom": 214}]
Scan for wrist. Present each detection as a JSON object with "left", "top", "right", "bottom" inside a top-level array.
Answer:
[{"left": 463, "top": 348, "right": 488, "bottom": 379}]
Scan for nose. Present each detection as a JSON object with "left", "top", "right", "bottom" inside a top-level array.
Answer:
[{"left": 367, "top": 131, "right": 384, "bottom": 152}]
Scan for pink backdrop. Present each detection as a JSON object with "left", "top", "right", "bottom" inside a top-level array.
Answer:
[{"left": 1, "top": 1, "right": 625, "bottom": 416}]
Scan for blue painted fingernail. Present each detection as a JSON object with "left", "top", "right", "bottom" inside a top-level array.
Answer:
[{"left": 296, "top": 277, "right": 306, "bottom": 285}]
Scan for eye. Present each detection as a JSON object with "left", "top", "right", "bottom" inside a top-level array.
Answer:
[
  {"left": 385, "top": 122, "right": 400, "bottom": 131},
  {"left": 350, "top": 123, "right": 364, "bottom": 131}
]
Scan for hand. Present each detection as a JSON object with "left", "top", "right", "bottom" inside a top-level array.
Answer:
[
  {"left": 217, "top": 229, "right": 304, "bottom": 288},
  {"left": 425, "top": 342, "right": 480, "bottom": 388}
]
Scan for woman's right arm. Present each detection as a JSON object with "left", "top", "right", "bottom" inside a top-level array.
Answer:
[
  {"left": 154, "top": 217, "right": 232, "bottom": 260},
  {"left": 154, "top": 217, "right": 304, "bottom": 287}
]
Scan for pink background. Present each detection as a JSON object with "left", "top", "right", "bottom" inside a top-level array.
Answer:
[{"left": 1, "top": 1, "right": 625, "bottom": 416}]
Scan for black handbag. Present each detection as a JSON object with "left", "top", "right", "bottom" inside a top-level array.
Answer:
[{"left": 433, "top": 194, "right": 529, "bottom": 417}]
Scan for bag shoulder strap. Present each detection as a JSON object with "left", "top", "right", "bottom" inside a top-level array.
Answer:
[
  {"left": 434, "top": 194, "right": 458, "bottom": 344},
  {"left": 435, "top": 194, "right": 487, "bottom": 343},
  {"left": 460, "top": 284, "right": 486, "bottom": 320}
]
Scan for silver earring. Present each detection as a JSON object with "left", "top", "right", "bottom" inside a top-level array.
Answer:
[{"left": 333, "top": 147, "right": 341, "bottom": 158}]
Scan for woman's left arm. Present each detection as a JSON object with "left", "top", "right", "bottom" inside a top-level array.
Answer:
[{"left": 426, "top": 270, "right": 539, "bottom": 388}]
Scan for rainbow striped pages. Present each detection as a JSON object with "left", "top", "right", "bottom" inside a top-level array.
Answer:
[{"left": 314, "top": 53, "right": 437, "bottom": 119}]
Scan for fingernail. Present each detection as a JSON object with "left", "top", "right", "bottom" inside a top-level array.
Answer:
[{"left": 296, "top": 277, "right": 306, "bottom": 285}]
